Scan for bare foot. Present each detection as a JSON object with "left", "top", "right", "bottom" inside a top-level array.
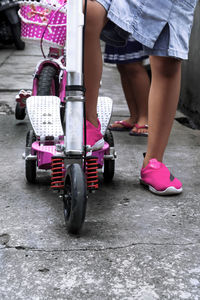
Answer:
[
  {"left": 109, "top": 117, "right": 136, "bottom": 130},
  {"left": 129, "top": 118, "right": 148, "bottom": 136}
]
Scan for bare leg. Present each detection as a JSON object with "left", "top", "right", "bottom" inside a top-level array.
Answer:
[
  {"left": 143, "top": 56, "right": 181, "bottom": 167},
  {"left": 84, "top": 1, "right": 107, "bottom": 127},
  {"left": 109, "top": 63, "right": 138, "bottom": 129},
  {"left": 117, "top": 63, "right": 138, "bottom": 126},
  {"left": 110, "top": 62, "right": 150, "bottom": 131},
  {"left": 121, "top": 62, "right": 149, "bottom": 134}
]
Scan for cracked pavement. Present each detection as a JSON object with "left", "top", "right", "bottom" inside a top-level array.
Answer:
[{"left": 0, "top": 43, "right": 200, "bottom": 300}]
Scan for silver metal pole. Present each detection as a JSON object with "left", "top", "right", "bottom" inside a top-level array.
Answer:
[{"left": 65, "top": 0, "right": 85, "bottom": 154}]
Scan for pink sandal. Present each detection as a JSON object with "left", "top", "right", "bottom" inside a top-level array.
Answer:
[
  {"left": 129, "top": 123, "right": 148, "bottom": 136},
  {"left": 108, "top": 120, "right": 133, "bottom": 131}
]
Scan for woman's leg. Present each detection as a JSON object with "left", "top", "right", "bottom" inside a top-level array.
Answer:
[
  {"left": 143, "top": 56, "right": 181, "bottom": 167},
  {"left": 84, "top": 1, "right": 107, "bottom": 127},
  {"left": 117, "top": 62, "right": 150, "bottom": 134}
]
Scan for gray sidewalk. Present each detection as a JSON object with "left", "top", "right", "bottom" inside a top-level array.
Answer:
[{"left": 0, "top": 43, "right": 200, "bottom": 300}]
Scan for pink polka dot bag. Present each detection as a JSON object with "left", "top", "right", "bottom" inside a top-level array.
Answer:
[{"left": 18, "top": 0, "right": 67, "bottom": 48}]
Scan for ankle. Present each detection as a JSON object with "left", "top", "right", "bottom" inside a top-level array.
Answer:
[
  {"left": 143, "top": 154, "right": 163, "bottom": 168},
  {"left": 136, "top": 116, "right": 148, "bottom": 125},
  {"left": 86, "top": 116, "right": 98, "bottom": 128},
  {"left": 142, "top": 158, "right": 149, "bottom": 168},
  {"left": 129, "top": 116, "right": 137, "bottom": 124}
]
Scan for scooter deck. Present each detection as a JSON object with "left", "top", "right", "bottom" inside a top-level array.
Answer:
[
  {"left": 26, "top": 95, "right": 113, "bottom": 169},
  {"left": 27, "top": 95, "right": 112, "bottom": 138},
  {"left": 26, "top": 96, "right": 64, "bottom": 138},
  {"left": 97, "top": 96, "right": 113, "bottom": 136}
]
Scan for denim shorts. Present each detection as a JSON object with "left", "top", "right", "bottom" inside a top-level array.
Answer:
[{"left": 96, "top": 0, "right": 198, "bottom": 59}]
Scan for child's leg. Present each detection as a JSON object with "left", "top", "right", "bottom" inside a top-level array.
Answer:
[
  {"left": 116, "top": 62, "right": 149, "bottom": 133},
  {"left": 143, "top": 56, "right": 181, "bottom": 167},
  {"left": 84, "top": 1, "right": 107, "bottom": 127},
  {"left": 119, "top": 62, "right": 149, "bottom": 134},
  {"left": 117, "top": 63, "right": 139, "bottom": 124},
  {"left": 110, "top": 63, "right": 138, "bottom": 129}
]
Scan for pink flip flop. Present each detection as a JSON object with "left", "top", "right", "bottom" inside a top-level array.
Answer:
[
  {"left": 108, "top": 120, "right": 133, "bottom": 131},
  {"left": 129, "top": 124, "right": 148, "bottom": 136}
]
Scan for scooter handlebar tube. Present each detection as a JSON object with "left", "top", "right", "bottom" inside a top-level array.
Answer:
[
  {"left": 66, "top": 0, "right": 84, "bottom": 77},
  {"left": 65, "top": 0, "right": 85, "bottom": 154}
]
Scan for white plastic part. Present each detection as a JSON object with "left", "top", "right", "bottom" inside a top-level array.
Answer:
[
  {"left": 97, "top": 96, "right": 113, "bottom": 136},
  {"left": 26, "top": 96, "right": 64, "bottom": 138}
]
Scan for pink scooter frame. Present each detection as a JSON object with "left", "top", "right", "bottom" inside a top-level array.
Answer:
[{"left": 28, "top": 47, "right": 113, "bottom": 170}]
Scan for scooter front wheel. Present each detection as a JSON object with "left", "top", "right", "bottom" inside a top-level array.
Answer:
[{"left": 63, "top": 163, "right": 87, "bottom": 235}]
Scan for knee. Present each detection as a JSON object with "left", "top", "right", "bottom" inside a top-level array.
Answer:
[
  {"left": 117, "top": 62, "right": 145, "bottom": 77},
  {"left": 151, "top": 57, "right": 181, "bottom": 78},
  {"left": 85, "top": 1, "right": 107, "bottom": 37}
]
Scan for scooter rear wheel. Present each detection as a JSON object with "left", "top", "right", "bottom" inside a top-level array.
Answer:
[
  {"left": 63, "top": 164, "right": 87, "bottom": 235},
  {"left": 25, "top": 130, "right": 36, "bottom": 183},
  {"left": 103, "top": 129, "right": 115, "bottom": 183},
  {"left": 15, "top": 102, "right": 26, "bottom": 120}
]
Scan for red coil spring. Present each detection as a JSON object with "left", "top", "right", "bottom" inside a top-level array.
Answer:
[
  {"left": 86, "top": 156, "right": 98, "bottom": 190},
  {"left": 51, "top": 157, "right": 65, "bottom": 190}
]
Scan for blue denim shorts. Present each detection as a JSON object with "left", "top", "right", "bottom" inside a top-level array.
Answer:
[{"left": 96, "top": 0, "right": 198, "bottom": 59}]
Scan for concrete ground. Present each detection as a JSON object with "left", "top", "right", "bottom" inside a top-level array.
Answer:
[{"left": 0, "top": 43, "right": 200, "bottom": 300}]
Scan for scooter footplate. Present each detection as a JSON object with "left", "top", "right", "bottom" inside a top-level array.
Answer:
[
  {"left": 27, "top": 96, "right": 64, "bottom": 138},
  {"left": 97, "top": 96, "right": 113, "bottom": 136}
]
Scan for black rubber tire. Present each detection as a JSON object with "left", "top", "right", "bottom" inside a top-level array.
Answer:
[
  {"left": 25, "top": 130, "right": 37, "bottom": 183},
  {"left": 15, "top": 102, "right": 26, "bottom": 120},
  {"left": 63, "top": 164, "right": 87, "bottom": 235},
  {"left": 37, "top": 65, "right": 59, "bottom": 96},
  {"left": 103, "top": 129, "right": 115, "bottom": 183},
  {"left": 10, "top": 23, "right": 25, "bottom": 50}
]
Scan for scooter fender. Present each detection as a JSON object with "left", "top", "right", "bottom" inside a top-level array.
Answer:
[{"left": 4, "top": 7, "right": 19, "bottom": 25}]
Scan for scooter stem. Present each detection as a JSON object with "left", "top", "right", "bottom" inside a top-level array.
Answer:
[
  {"left": 65, "top": 0, "right": 85, "bottom": 155},
  {"left": 66, "top": 0, "right": 84, "bottom": 75}
]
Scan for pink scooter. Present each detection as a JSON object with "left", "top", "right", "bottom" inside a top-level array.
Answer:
[{"left": 16, "top": 0, "right": 116, "bottom": 234}]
